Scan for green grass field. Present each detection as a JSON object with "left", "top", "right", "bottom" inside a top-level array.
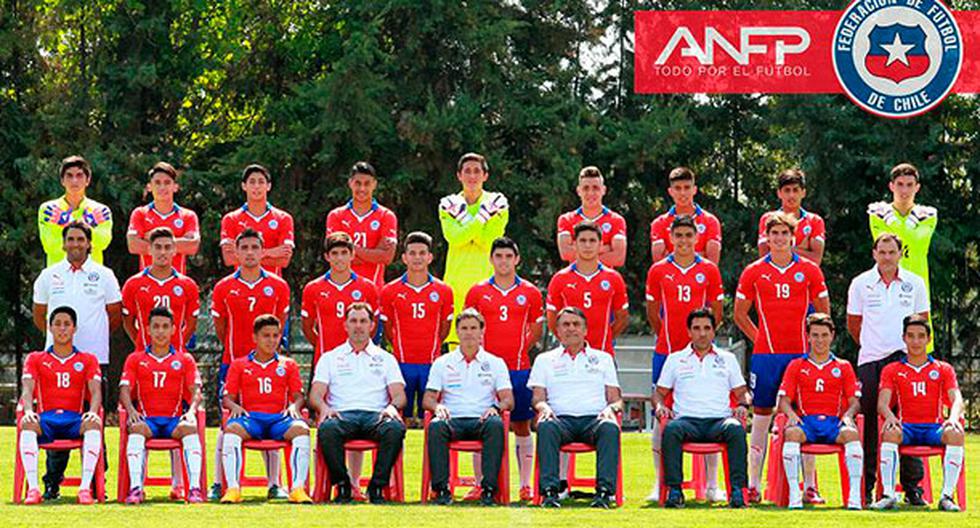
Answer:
[{"left": 0, "top": 428, "right": 975, "bottom": 527}]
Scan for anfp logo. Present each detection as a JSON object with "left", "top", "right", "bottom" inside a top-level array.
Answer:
[{"left": 833, "top": 0, "right": 962, "bottom": 118}]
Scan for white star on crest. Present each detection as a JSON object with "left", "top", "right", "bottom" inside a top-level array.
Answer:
[{"left": 881, "top": 33, "right": 914, "bottom": 67}]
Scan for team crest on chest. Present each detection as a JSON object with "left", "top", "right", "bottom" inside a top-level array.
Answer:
[
  {"left": 173, "top": 285, "right": 184, "bottom": 296},
  {"left": 263, "top": 286, "right": 274, "bottom": 297},
  {"left": 695, "top": 273, "right": 705, "bottom": 284},
  {"left": 88, "top": 273, "right": 100, "bottom": 282},
  {"left": 600, "top": 280, "right": 610, "bottom": 291},
  {"left": 831, "top": 367, "right": 841, "bottom": 378},
  {"left": 516, "top": 294, "right": 527, "bottom": 306},
  {"left": 370, "top": 220, "right": 380, "bottom": 230},
  {"left": 73, "top": 361, "right": 84, "bottom": 372},
  {"left": 901, "top": 282, "right": 913, "bottom": 293},
  {"left": 175, "top": 218, "right": 184, "bottom": 229},
  {"left": 429, "top": 291, "right": 440, "bottom": 302},
  {"left": 802, "top": 225, "right": 812, "bottom": 236},
  {"left": 269, "top": 219, "right": 279, "bottom": 229},
  {"left": 794, "top": 272, "right": 805, "bottom": 283},
  {"left": 171, "top": 360, "right": 183, "bottom": 371},
  {"left": 928, "top": 369, "right": 940, "bottom": 380},
  {"left": 276, "top": 366, "right": 287, "bottom": 377},
  {"left": 601, "top": 222, "right": 612, "bottom": 233}
]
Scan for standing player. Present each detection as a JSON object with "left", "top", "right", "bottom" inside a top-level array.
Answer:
[
  {"left": 118, "top": 306, "right": 205, "bottom": 504},
  {"left": 325, "top": 161, "right": 398, "bottom": 286},
  {"left": 644, "top": 216, "right": 724, "bottom": 502},
  {"left": 208, "top": 228, "right": 291, "bottom": 500},
  {"left": 127, "top": 162, "right": 200, "bottom": 274},
  {"left": 650, "top": 167, "right": 722, "bottom": 264},
  {"left": 777, "top": 313, "right": 862, "bottom": 510},
  {"left": 547, "top": 222, "right": 628, "bottom": 355},
  {"left": 17, "top": 307, "right": 103, "bottom": 505},
  {"left": 38, "top": 156, "right": 112, "bottom": 266},
  {"left": 380, "top": 232, "right": 454, "bottom": 426},
  {"left": 757, "top": 169, "right": 826, "bottom": 265},
  {"left": 872, "top": 315, "right": 964, "bottom": 512},
  {"left": 556, "top": 166, "right": 627, "bottom": 267},
  {"left": 734, "top": 213, "right": 829, "bottom": 503},
  {"left": 439, "top": 152, "right": 508, "bottom": 343},
  {"left": 464, "top": 236, "right": 544, "bottom": 501},
  {"left": 220, "top": 315, "right": 311, "bottom": 504},
  {"left": 219, "top": 164, "right": 295, "bottom": 277}
]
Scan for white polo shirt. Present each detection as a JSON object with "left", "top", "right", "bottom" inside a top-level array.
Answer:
[
  {"left": 426, "top": 347, "right": 512, "bottom": 418},
  {"left": 33, "top": 257, "right": 121, "bottom": 364},
  {"left": 313, "top": 341, "right": 405, "bottom": 412},
  {"left": 658, "top": 345, "right": 745, "bottom": 419},
  {"left": 846, "top": 266, "right": 929, "bottom": 365},
  {"left": 527, "top": 346, "right": 619, "bottom": 417}
]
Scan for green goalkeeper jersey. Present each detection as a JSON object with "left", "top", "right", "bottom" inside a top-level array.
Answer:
[{"left": 868, "top": 201, "right": 937, "bottom": 294}]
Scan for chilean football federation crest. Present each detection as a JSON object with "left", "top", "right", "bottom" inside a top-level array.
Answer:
[{"left": 832, "top": 0, "right": 962, "bottom": 118}]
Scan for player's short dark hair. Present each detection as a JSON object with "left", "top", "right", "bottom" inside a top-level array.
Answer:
[
  {"left": 403, "top": 231, "right": 433, "bottom": 251},
  {"left": 147, "top": 161, "right": 179, "bottom": 181},
  {"left": 490, "top": 236, "right": 519, "bottom": 256},
  {"left": 578, "top": 166, "right": 603, "bottom": 183},
  {"left": 686, "top": 307, "right": 715, "bottom": 330},
  {"left": 147, "top": 226, "right": 176, "bottom": 244},
  {"left": 573, "top": 221, "right": 602, "bottom": 240},
  {"left": 49, "top": 306, "right": 77, "bottom": 326},
  {"left": 668, "top": 166, "right": 696, "bottom": 184},
  {"left": 670, "top": 215, "right": 697, "bottom": 233},
  {"left": 457, "top": 152, "right": 489, "bottom": 173},
  {"left": 59, "top": 155, "right": 91, "bottom": 180},
  {"left": 872, "top": 232, "right": 903, "bottom": 252},
  {"left": 555, "top": 306, "right": 587, "bottom": 326},
  {"left": 903, "top": 314, "right": 931, "bottom": 336},
  {"left": 62, "top": 221, "right": 92, "bottom": 242},
  {"left": 241, "top": 164, "right": 271, "bottom": 183},
  {"left": 764, "top": 211, "right": 797, "bottom": 235},
  {"left": 777, "top": 168, "right": 806, "bottom": 189},
  {"left": 324, "top": 231, "right": 354, "bottom": 253},
  {"left": 149, "top": 306, "right": 174, "bottom": 323},
  {"left": 806, "top": 312, "right": 835, "bottom": 333},
  {"left": 235, "top": 227, "right": 264, "bottom": 247},
  {"left": 253, "top": 314, "right": 281, "bottom": 333},
  {"left": 349, "top": 161, "right": 376, "bottom": 179},
  {"left": 345, "top": 302, "right": 375, "bottom": 321},
  {"left": 456, "top": 308, "right": 485, "bottom": 329},
  {"left": 890, "top": 163, "right": 919, "bottom": 182}
]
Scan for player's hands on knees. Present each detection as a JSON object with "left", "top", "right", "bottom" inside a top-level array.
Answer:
[
  {"left": 320, "top": 406, "right": 341, "bottom": 424},
  {"left": 654, "top": 403, "right": 673, "bottom": 420},
  {"left": 786, "top": 411, "right": 801, "bottom": 427},
  {"left": 82, "top": 411, "right": 102, "bottom": 424},
  {"left": 435, "top": 404, "right": 451, "bottom": 421},
  {"left": 883, "top": 415, "right": 901, "bottom": 432},
  {"left": 181, "top": 410, "right": 197, "bottom": 426},
  {"left": 942, "top": 418, "right": 964, "bottom": 434},
  {"left": 128, "top": 410, "right": 147, "bottom": 427},
  {"left": 21, "top": 409, "right": 39, "bottom": 424},
  {"left": 284, "top": 404, "right": 302, "bottom": 420},
  {"left": 229, "top": 404, "right": 248, "bottom": 419},
  {"left": 733, "top": 406, "right": 749, "bottom": 422},
  {"left": 380, "top": 404, "right": 402, "bottom": 423},
  {"left": 536, "top": 403, "right": 556, "bottom": 422},
  {"left": 841, "top": 414, "right": 856, "bottom": 429}
]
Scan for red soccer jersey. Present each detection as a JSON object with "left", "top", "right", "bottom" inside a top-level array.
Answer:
[
  {"left": 224, "top": 353, "right": 303, "bottom": 414},
  {"left": 881, "top": 358, "right": 959, "bottom": 424},
  {"left": 120, "top": 348, "right": 200, "bottom": 417},
  {"left": 301, "top": 271, "right": 380, "bottom": 363},
  {"left": 325, "top": 200, "right": 398, "bottom": 285},
  {"left": 23, "top": 349, "right": 102, "bottom": 413},
  {"left": 219, "top": 204, "right": 295, "bottom": 276},
  {"left": 557, "top": 207, "right": 627, "bottom": 263},
  {"left": 465, "top": 276, "right": 544, "bottom": 370},
  {"left": 778, "top": 355, "right": 859, "bottom": 417},
  {"left": 645, "top": 255, "right": 724, "bottom": 354},
  {"left": 547, "top": 264, "right": 629, "bottom": 354},
  {"left": 758, "top": 208, "right": 826, "bottom": 249},
  {"left": 210, "top": 269, "right": 291, "bottom": 364},
  {"left": 380, "top": 274, "right": 454, "bottom": 364},
  {"left": 735, "top": 254, "right": 828, "bottom": 354},
  {"left": 127, "top": 203, "right": 200, "bottom": 274},
  {"left": 121, "top": 268, "right": 201, "bottom": 351},
  {"left": 650, "top": 204, "right": 723, "bottom": 256}
]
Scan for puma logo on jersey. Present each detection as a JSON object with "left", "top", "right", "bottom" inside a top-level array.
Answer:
[
  {"left": 140, "top": 286, "right": 151, "bottom": 292},
  {"left": 760, "top": 274, "right": 772, "bottom": 281},
  {"left": 664, "top": 274, "right": 674, "bottom": 281}
]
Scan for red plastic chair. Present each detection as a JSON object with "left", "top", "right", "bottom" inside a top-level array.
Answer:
[
  {"left": 531, "top": 413, "right": 624, "bottom": 506},
  {"left": 312, "top": 439, "right": 405, "bottom": 503},
  {"left": 219, "top": 409, "right": 309, "bottom": 494},
  {"left": 13, "top": 403, "right": 107, "bottom": 503},
  {"left": 874, "top": 416, "right": 967, "bottom": 510},
  {"left": 765, "top": 413, "right": 865, "bottom": 507},
  {"left": 419, "top": 410, "right": 511, "bottom": 504},
  {"left": 657, "top": 413, "right": 746, "bottom": 506},
  {"left": 116, "top": 405, "right": 207, "bottom": 501}
]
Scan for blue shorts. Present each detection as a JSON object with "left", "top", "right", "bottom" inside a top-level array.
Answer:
[
  {"left": 652, "top": 353, "right": 668, "bottom": 386},
  {"left": 750, "top": 353, "right": 802, "bottom": 408},
  {"left": 902, "top": 423, "right": 944, "bottom": 446},
  {"left": 509, "top": 369, "right": 533, "bottom": 422},
  {"left": 227, "top": 411, "right": 298, "bottom": 441},
  {"left": 399, "top": 363, "right": 431, "bottom": 419},
  {"left": 217, "top": 363, "right": 230, "bottom": 405},
  {"left": 37, "top": 410, "right": 82, "bottom": 444},
  {"left": 145, "top": 416, "right": 180, "bottom": 439},
  {"left": 798, "top": 414, "right": 842, "bottom": 444}
]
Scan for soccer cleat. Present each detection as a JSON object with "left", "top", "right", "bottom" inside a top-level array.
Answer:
[
  {"left": 43, "top": 486, "right": 61, "bottom": 501},
  {"left": 480, "top": 488, "right": 497, "bottom": 506},
  {"left": 187, "top": 488, "right": 205, "bottom": 504},
  {"left": 540, "top": 489, "right": 561, "bottom": 508},
  {"left": 557, "top": 480, "right": 570, "bottom": 500},
  {"left": 351, "top": 486, "right": 368, "bottom": 502},
  {"left": 846, "top": 497, "right": 863, "bottom": 511},
  {"left": 705, "top": 487, "right": 727, "bottom": 503},
  {"left": 432, "top": 488, "right": 453, "bottom": 506},
  {"left": 803, "top": 486, "right": 826, "bottom": 505},
  {"left": 519, "top": 486, "right": 533, "bottom": 502},
  {"left": 267, "top": 484, "right": 289, "bottom": 500},
  {"left": 644, "top": 485, "right": 660, "bottom": 503},
  {"left": 462, "top": 486, "right": 483, "bottom": 501},
  {"left": 169, "top": 486, "right": 184, "bottom": 501},
  {"left": 664, "top": 487, "right": 685, "bottom": 508},
  {"left": 220, "top": 488, "right": 243, "bottom": 504},
  {"left": 746, "top": 487, "right": 762, "bottom": 504},
  {"left": 125, "top": 488, "right": 145, "bottom": 505},
  {"left": 870, "top": 495, "right": 898, "bottom": 510},
  {"left": 77, "top": 489, "right": 95, "bottom": 505},
  {"left": 938, "top": 495, "right": 960, "bottom": 512},
  {"left": 208, "top": 483, "right": 222, "bottom": 502},
  {"left": 788, "top": 494, "right": 803, "bottom": 510},
  {"left": 24, "top": 489, "right": 43, "bottom": 505},
  {"left": 287, "top": 488, "right": 313, "bottom": 504},
  {"left": 904, "top": 487, "right": 927, "bottom": 506}
]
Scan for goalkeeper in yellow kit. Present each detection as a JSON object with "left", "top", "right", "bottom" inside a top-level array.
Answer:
[
  {"left": 439, "top": 153, "right": 508, "bottom": 344},
  {"left": 38, "top": 156, "right": 113, "bottom": 266}
]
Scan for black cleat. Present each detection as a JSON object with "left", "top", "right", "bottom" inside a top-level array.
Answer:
[
  {"left": 665, "top": 487, "right": 685, "bottom": 508},
  {"left": 432, "top": 488, "right": 453, "bottom": 506},
  {"left": 540, "top": 488, "right": 561, "bottom": 508},
  {"left": 729, "top": 489, "right": 746, "bottom": 509},
  {"left": 333, "top": 482, "right": 353, "bottom": 504},
  {"left": 367, "top": 485, "right": 387, "bottom": 505},
  {"left": 905, "top": 487, "right": 927, "bottom": 506},
  {"left": 43, "top": 486, "right": 61, "bottom": 502},
  {"left": 480, "top": 488, "right": 496, "bottom": 506}
]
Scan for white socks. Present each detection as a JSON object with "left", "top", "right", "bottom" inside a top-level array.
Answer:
[
  {"left": 348, "top": 451, "right": 364, "bottom": 488},
  {"left": 290, "top": 436, "right": 310, "bottom": 491},
  {"left": 127, "top": 435, "right": 146, "bottom": 490},
  {"left": 942, "top": 445, "right": 964, "bottom": 498},
  {"left": 749, "top": 413, "right": 773, "bottom": 489},
  {"left": 650, "top": 422, "right": 663, "bottom": 486},
  {"left": 19, "top": 430, "right": 39, "bottom": 491},
  {"left": 515, "top": 435, "right": 534, "bottom": 488},
  {"left": 182, "top": 435, "right": 203, "bottom": 491},
  {"left": 213, "top": 430, "right": 224, "bottom": 487},
  {"left": 782, "top": 441, "right": 802, "bottom": 506},
  {"left": 80, "top": 429, "right": 101, "bottom": 489},
  {"left": 560, "top": 452, "right": 569, "bottom": 481},
  {"left": 222, "top": 434, "right": 243, "bottom": 489},
  {"left": 844, "top": 441, "right": 863, "bottom": 506},
  {"left": 879, "top": 442, "right": 898, "bottom": 497}
]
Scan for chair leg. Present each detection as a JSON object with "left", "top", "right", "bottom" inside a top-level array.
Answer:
[
  {"left": 616, "top": 438, "right": 624, "bottom": 507},
  {"left": 658, "top": 450, "right": 667, "bottom": 506},
  {"left": 13, "top": 428, "right": 24, "bottom": 504},
  {"left": 956, "top": 455, "right": 967, "bottom": 511},
  {"left": 691, "top": 454, "right": 706, "bottom": 499},
  {"left": 921, "top": 456, "right": 933, "bottom": 504},
  {"left": 532, "top": 452, "right": 542, "bottom": 505},
  {"left": 117, "top": 430, "right": 129, "bottom": 503},
  {"left": 837, "top": 451, "right": 849, "bottom": 508}
]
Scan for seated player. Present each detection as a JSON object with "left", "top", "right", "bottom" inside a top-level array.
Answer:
[
  {"left": 872, "top": 315, "right": 964, "bottom": 512},
  {"left": 219, "top": 315, "right": 311, "bottom": 504},
  {"left": 17, "top": 306, "right": 103, "bottom": 505},
  {"left": 777, "top": 313, "right": 862, "bottom": 509},
  {"left": 119, "top": 306, "right": 205, "bottom": 504}
]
